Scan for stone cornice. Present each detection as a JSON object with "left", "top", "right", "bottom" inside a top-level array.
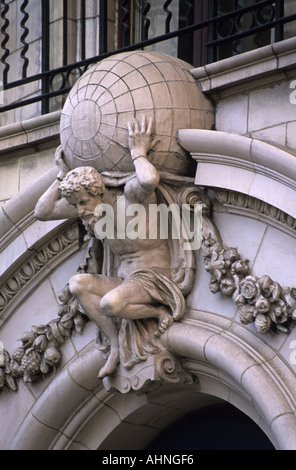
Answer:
[
  {"left": 191, "top": 37, "right": 296, "bottom": 99},
  {"left": 178, "top": 129, "right": 296, "bottom": 220},
  {"left": 0, "top": 111, "right": 61, "bottom": 158}
]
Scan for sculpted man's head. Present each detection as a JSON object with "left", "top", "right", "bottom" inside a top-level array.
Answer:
[
  {"left": 59, "top": 166, "right": 106, "bottom": 234},
  {"left": 58, "top": 166, "right": 105, "bottom": 198}
]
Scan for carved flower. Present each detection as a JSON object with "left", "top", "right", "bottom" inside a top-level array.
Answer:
[
  {"left": 205, "top": 251, "right": 224, "bottom": 270},
  {"left": 254, "top": 296, "right": 271, "bottom": 315},
  {"left": 202, "top": 235, "right": 222, "bottom": 255},
  {"left": 209, "top": 279, "right": 221, "bottom": 294},
  {"left": 223, "top": 247, "right": 239, "bottom": 268},
  {"left": 44, "top": 347, "right": 61, "bottom": 366},
  {"left": 220, "top": 278, "right": 236, "bottom": 296},
  {"left": 259, "top": 275, "right": 282, "bottom": 302},
  {"left": 238, "top": 276, "right": 261, "bottom": 302},
  {"left": 231, "top": 259, "right": 249, "bottom": 276},
  {"left": 204, "top": 251, "right": 226, "bottom": 282},
  {"left": 269, "top": 300, "right": 290, "bottom": 324}
]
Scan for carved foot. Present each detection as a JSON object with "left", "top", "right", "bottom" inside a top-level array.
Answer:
[
  {"left": 154, "top": 312, "right": 174, "bottom": 337},
  {"left": 97, "top": 347, "right": 120, "bottom": 379}
]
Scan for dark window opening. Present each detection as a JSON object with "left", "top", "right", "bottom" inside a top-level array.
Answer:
[{"left": 148, "top": 403, "right": 275, "bottom": 450}]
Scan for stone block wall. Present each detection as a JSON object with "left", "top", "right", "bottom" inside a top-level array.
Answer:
[
  {"left": 0, "top": 112, "right": 60, "bottom": 206},
  {"left": 192, "top": 37, "right": 296, "bottom": 151},
  {"left": 215, "top": 81, "right": 296, "bottom": 149}
]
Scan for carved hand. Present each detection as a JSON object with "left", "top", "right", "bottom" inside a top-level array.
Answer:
[
  {"left": 55, "top": 145, "right": 70, "bottom": 180},
  {"left": 127, "top": 115, "right": 159, "bottom": 161}
]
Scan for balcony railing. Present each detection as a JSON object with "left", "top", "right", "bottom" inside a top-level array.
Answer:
[{"left": 1, "top": 0, "right": 296, "bottom": 118}]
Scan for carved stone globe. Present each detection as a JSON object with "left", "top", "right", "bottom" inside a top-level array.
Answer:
[{"left": 60, "top": 51, "right": 214, "bottom": 176}]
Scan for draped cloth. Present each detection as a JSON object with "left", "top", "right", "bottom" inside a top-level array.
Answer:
[
  {"left": 85, "top": 171, "right": 200, "bottom": 369},
  {"left": 117, "top": 268, "right": 186, "bottom": 369}
]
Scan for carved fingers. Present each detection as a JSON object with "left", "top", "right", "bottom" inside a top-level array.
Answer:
[
  {"left": 127, "top": 115, "right": 159, "bottom": 160},
  {"left": 55, "top": 145, "right": 69, "bottom": 180}
]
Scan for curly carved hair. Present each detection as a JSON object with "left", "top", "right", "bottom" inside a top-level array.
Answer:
[{"left": 59, "top": 166, "right": 105, "bottom": 198}]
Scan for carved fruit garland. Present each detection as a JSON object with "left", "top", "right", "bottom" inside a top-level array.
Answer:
[
  {"left": 0, "top": 285, "right": 87, "bottom": 391},
  {"left": 1, "top": 211, "right": 296, "bottom": 392},
  {"left": 202, "top": 216, "right": 296, "bottom": 334}
]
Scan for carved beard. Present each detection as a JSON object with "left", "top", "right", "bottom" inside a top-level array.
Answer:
[{"left": 81, "top": 213, "right": 100, "bottom": 236}]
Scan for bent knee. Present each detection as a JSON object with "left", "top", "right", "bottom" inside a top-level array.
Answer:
[
  {"left": 69, "top": 274, "right": 89, "bottom": 297},
  {"left": 100, "top": 291, "right": 123, "bottom": 317}
]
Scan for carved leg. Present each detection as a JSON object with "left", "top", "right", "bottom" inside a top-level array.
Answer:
[
  {"left": 69, "top": 273, "right": 122, "bottom": 378},
  {"left": 100, "top": 282, "right": 173, "bottom": 335}
]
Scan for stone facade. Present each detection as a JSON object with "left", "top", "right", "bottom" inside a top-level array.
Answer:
[
  {"left": 0, "top": 0, "right": 116, "bottom": 126},
  {"left": 0, "top": 111, "right": 61, "bottom": 206},
  {"left": 192, "top": 38, "right": 296, "bottom": 150},
  {"left": 1, "top": 24, "right": 296, "bottom": 451}
]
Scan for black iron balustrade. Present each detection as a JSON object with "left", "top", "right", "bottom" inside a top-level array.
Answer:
[
  {"left": 20, "top": 0, "right": 29, "bottom": 79},
  {"left": 0, "top": 0, "right": 296, "bottom": 116},
  {"left": 207, "top": 0, "right": 287, "bottom": 61},
  {"left": 164, "top": 0, "right": 173, "bottom": 33},
  {"left": 120, "top": 0, "right": 131, "bottom": 47},
  {"left": 142, "top": 0, "right": 151, "bottom": 41},
  {"left": 41, "top": 0, "right": 50, "bottom": 115},
  {"left": 0, "top": 0, "right": 9, "bottom": 86}
]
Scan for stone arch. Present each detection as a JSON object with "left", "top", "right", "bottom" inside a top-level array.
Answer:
[
  {"left": 178, "top": 129, "right": 296, "bottom": 219},
  {"left": 8, "top": 318, "right": 295, "bottom": 450},
  {"left": 163, "top": 321, "right": 296, "bottom": 450},
  {"left": 2, "top": 133, "right": 296, "bottom": 449}
]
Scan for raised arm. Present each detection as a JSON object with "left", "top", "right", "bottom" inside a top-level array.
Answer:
[
  {"left": 34, "top": 146, "right": 78, "bottom": 221},
  {"left": 125, "top": 116, "right": 160, "bottom": 203}
]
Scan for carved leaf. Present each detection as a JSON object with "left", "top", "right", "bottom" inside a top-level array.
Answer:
[
  {"left": 0, "top": 369, "right": 5, "bottom": 388},
  {"left": 17, "top": 331, "right": 37, "bottom": 348},
  {"left": 74, "top": 314, "right": 85, "bottom": 334},
  {"left": 33, "top": 334, "right": 48, "bottom": 352},
  {"left": 58, "top": 285, "right": 71, "bottom": 304},
  {"left": 5, "top": 374, "right": 17, "bottom": 392},
  {"left": 31, "top": 325, "right": 48, "bottom": 335}
]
